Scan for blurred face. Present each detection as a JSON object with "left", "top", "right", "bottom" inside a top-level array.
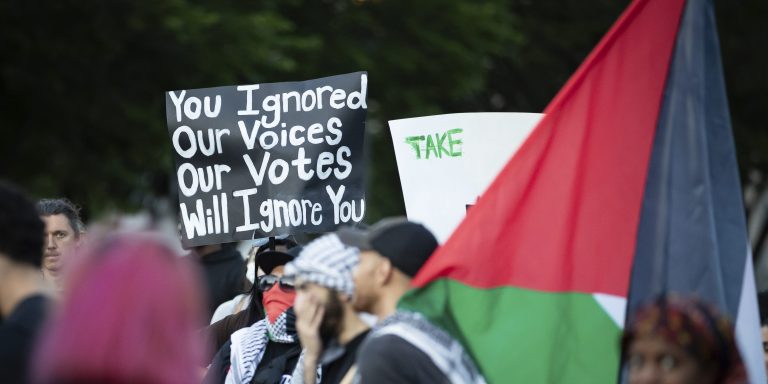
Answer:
[
  {"left": 41, "top": 214, "right": 78, "bottom": 279},
  {"left": 260, "top": 265, "right": 296, "bottom": 322},
  {"left": 296, "top": 282, "right": 345, "bottom": 344},
  {"left": 352, "top": 250, "right": 383, "bottom": 313},
  {"left": 627, "top": 334, "right": 714, "bottom": 384}
]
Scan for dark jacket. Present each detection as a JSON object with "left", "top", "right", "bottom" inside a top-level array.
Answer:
[
  {"left": 0, "top": 294, "right": 50, "bottom": 384},
  {"left": 199, "top": 245, "right": 246, "bottom": 318}
]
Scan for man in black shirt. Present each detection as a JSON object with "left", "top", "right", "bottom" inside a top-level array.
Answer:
[
  {"left": 0, "top": 182, "right": 52, "bottom": 383},
  {"left": 338, "top": 217, "right": 485, "bottom": 383},
  {"left": 284, "top": 233, "right": 370, "bottom": 384}
]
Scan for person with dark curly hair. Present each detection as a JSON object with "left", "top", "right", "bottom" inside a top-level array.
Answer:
[{"left": 622, "top": 295, "right": 746, "bottom": 384}]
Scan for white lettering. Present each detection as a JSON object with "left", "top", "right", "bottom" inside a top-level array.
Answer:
[
  {"left": 177, "top": 163, "right": 198, "bottom": 197},
  {"left": 347, "top": 74, "right": 368, "bottom": 109},
  {"left": 335, "top": 146, "right": 353, "bottom": 180},
  {"left": 183, "top": 97, "right": 202, "bottom": 120},
  {"left": 172, "top": 126, "right": 197, "bottom": 159},
  {"left": 238, "top": 120, "right": 261, "bottom": 150},
  {"left": 237, "top": 85, "right": 261, "bottom": 116},
  {"left": 204, "top": 95, "right": 222, "bottom": 118},
  {"left": 234, "top": 188, "right": 259, "bottom": 232},
  {"left": 180, "top": 199, "right": 206, "bottom": 238},
  {"left": 169, "top": 90, "right": 186, "bottom": 122}
]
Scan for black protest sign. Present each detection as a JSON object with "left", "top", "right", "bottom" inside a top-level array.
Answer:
[{"left": 166, "top": 72, "right": 367, "bottom": 247}]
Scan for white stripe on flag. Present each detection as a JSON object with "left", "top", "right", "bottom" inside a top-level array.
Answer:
[
  {"left": 593, "top": 293, "right": 626, "bottom": 329},
  {"left": 736, "top": 248, "right": 766, "bottom": 383}
]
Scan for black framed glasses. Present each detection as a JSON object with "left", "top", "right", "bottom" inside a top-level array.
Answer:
[{"left": 257, "top": 274, "right": 295, "bottom": 293}]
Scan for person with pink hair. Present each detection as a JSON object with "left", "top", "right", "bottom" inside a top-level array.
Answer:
[{"left": 33, "top": 231, "right": 208, "bottom": 384}]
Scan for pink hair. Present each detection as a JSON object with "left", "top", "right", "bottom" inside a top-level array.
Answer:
[{"left": 34, "top": 232, "right": 207, "bottom": 384}]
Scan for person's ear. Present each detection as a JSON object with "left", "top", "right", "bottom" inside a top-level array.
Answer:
[
  {"left": 376, "top": 258, "right": 394, "bottom": 285},
  {"left": 75, "top": 231, "right": 85, "bottom": 245}
]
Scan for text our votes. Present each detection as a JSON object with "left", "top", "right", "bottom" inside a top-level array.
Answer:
[{"left": 172, "top": 118, "right": 353, "bottom": 197}]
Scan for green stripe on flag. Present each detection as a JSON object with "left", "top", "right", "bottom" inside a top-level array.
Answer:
[{"left": 399, "top": 279, "right": 622, "bottom": 383}]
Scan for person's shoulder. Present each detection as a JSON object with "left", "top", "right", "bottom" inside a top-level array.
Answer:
[
  {"left": 358, "top": 333, "right": 425, "bottom": 361},
  {"left": 231, "top": 318, "right": 267, "bottom": 341},
  {"left": 202, "top": 246, "right": 243, "bottom": 265},
  {"left": 0, "top": 322, "right": 26, "bottom": 354},
  {"left": 357, "top": 333, "right": 446, "bottom": 384},
  {"left": 210, "top": 296, "right": 241, "bottom": 324},
  {"left": 4, "top": 294, "right": 50, "bottom": 331},
  {"left": 0, "top": 296, "right": 50, "bottom": 362}
]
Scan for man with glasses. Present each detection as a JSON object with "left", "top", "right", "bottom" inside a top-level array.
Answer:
[{"left": 204, "top": 245, "right": 304, "bottom": 384}]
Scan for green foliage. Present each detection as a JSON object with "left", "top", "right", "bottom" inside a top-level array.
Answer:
[{"left": 0, "top": 0, "right": 765, "bottom": 224}]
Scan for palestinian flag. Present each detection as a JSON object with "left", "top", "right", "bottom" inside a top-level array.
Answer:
[{"left": 399, "top": 0, "right": 766, "bottom": 382}]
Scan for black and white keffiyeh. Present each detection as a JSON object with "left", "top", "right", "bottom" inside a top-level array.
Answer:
[
  {"left": 266, "top": 309, "right": 296, "bottom": 343},
  {"left": 226, "top": 310, "right": 297, "bottom": 384},
  {"left": 226, "top": 319, "right": 268, "bottom": 384},
  {"left": 366, "top": 310, "right": 487, "bottom": 384},
  {"left": 284, "top": 233, "right": 359, "bottom": 297}
]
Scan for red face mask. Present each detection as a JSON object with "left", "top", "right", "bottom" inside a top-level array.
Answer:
[{"left": 262, "top": 286, "right": 296, "bottom": 323}]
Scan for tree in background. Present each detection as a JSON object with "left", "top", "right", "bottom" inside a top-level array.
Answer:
[{"left": 0, "top": 0, "right": 765, "bottom": 245}]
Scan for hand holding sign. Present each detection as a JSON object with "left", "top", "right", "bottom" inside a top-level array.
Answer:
[{"left": 167, "top": 72, "right": 368, "bottom": 247}]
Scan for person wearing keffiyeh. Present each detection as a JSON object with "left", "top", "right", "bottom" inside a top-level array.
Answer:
[
  {"left": 622, "top": 295, "right": 747, "bottom": 384},
  {"left": 284, "top": 233, "right": 371, "bottom": 384},
  {"left": 203, "top": 246, "right": 303, "bottom": 384}
]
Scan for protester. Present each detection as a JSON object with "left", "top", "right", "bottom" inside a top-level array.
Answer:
[
  {"left": 36, "top": 198, "right": 83, "bottom": 287},
  {"left": 204, "top": 244, "right": 303, "bottom": 384},
  {"left": 204, "top": 237, "right": 299, "bottom": 360},
  {"left": 33, "top": 229, "right": 207, "bottom": 384},
  {"left": 194, "top": 242, "right": 248, "bottom": 318},
  {"left": 0, "top": 182, "right": 51, "bottom": 384},
  {"left": 285, "top": 234, "right": 370, "bottom": 384},
  {"left": 209, "top": 237, "right": 297, "bottom": 324},
  {"left": 622, "top": 295, "right": 746, "bottom": 384},
  {"left": 759, "top": 290, "right": 768, "bottom": 376},
  {"left": 339, "top": 217, "right": 485, "bottom": 383}
]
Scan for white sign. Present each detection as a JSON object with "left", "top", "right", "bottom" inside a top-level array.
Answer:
[{"left": 389, "top": 112, "right": 542, "bottom": 243}]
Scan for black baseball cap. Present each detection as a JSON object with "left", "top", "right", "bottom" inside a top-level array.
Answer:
[
  {"left": 336, "top": 217, "right": 438, "bottom": 277},
  {"left": 257, "top": 245, "right": 303, "bottom": 275}
]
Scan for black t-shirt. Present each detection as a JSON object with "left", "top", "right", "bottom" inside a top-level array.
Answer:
[
  {"left": 199, "top": 246, "right": 246, "bottom": 317},
  {"left": 356, "top": 333, "right": 449, "bottom": 384},
  {"left": 251, "top": 341, "right": 301, "bottom": 384},
  {"left": 0, "top": 294, "right": 50, "bottom": 384},
  {"left": 318, "top": 330, "right": 369, "bottom": 384}
]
